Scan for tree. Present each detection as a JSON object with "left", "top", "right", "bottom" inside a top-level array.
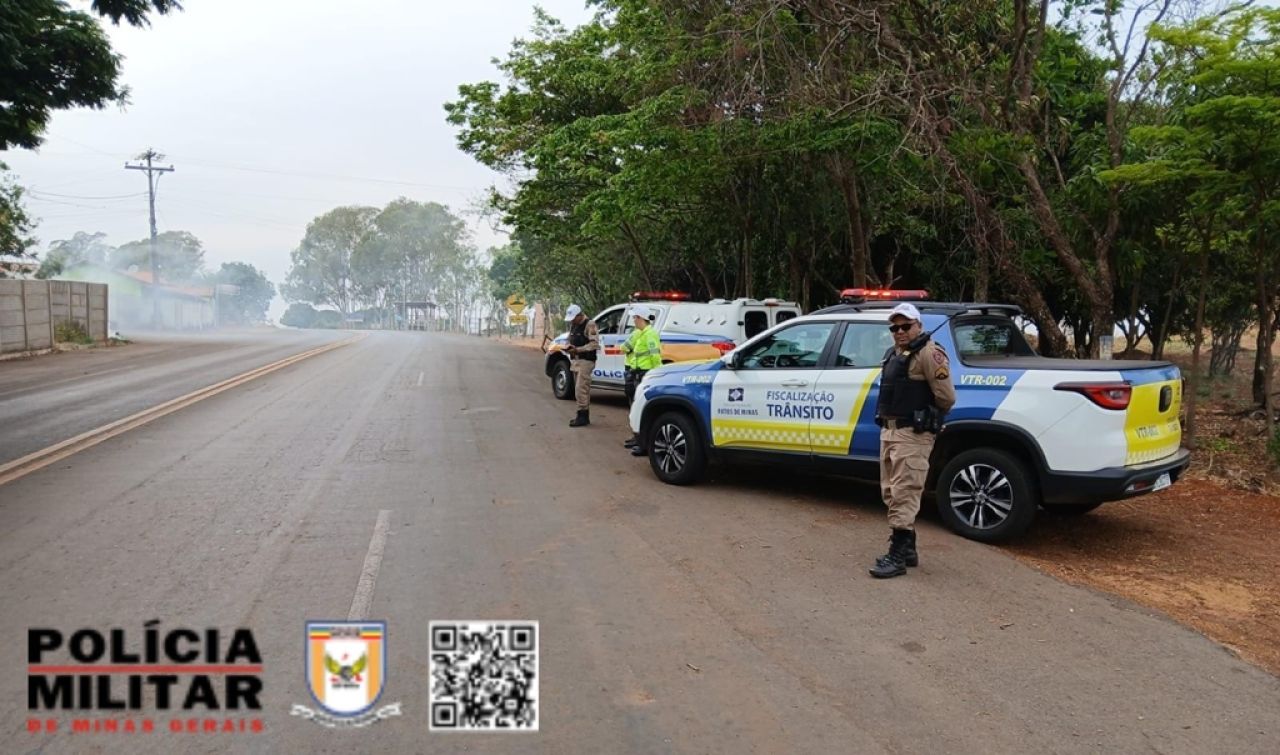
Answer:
[
  {"left": 281, "top": 302, "right": 318, "bottom": 329},
  {"left": 36, "top": 231, "right": 114, "bottom": 278},
  {"left": 111, "top": 230, "right": 206, "bottom": 280},
  {"left": 0, "top": 0, "right": 181, "bottom": 149},
  {"left": 211, "top": 262, "right": 275, "bottom": 324},
  {"left": 0, "top": 164, "right": 36, "bottom": 271},
  {"left": 282, "top": 206, "right": 377, "bottom": 316}
]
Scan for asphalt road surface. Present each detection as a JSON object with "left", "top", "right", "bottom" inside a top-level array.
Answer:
[{"left": 2, "top": 330, "right": 1277, "bottom": 754}]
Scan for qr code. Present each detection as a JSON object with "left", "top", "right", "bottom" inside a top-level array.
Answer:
[{"left": 429, "top": 620, "right": 538, "bottom": 731}]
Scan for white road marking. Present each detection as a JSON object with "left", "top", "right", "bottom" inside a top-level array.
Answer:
[
  {"left": 348, "top": 509, "right": 392, "bottom": 620},
  {"left": 417, "top": 371, "right": 424, "bottom": 387}
]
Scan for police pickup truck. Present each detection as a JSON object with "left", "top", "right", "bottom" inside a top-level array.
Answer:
[{"left": 628, "top": 292, "right": 1190, "bottom": 542}]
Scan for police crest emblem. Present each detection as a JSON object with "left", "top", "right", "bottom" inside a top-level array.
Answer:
[{"left": 291, "top": 621, "right": 401, "bottom": 728}]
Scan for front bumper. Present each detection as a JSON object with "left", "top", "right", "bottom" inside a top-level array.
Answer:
[{"left": 1040, "top": 447, "right": 1191, "bottom": 506}]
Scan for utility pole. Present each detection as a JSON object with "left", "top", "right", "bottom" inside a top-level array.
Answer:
[{"left": 125, "top": 149, "right": 175, "bottom": 328}]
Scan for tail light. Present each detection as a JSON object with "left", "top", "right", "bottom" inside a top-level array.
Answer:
[
  {"left": 1055, "top": 382, "right": 1132, "bottom": 410},
  {"left": 711, "top": 341, "right": 735, "bottom": 354}
]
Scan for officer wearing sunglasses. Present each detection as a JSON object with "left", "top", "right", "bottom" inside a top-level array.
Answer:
[{"left": 870, "top": 302, "right": 956, "bottom": 579}]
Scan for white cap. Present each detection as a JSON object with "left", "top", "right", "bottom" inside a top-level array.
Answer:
[
  {"left": 631, "top": 305, "right": 653, "bottom": 320},
  {"left": 565, "top": 304, "right": 583, "bottom": 321},
  {"left": 888, "top": 302, "right": 921, "bottom": 322}
]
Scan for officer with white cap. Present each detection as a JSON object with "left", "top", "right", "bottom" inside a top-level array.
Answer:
[
  {"left": 563, "top": 304, "right": 599, "bottom": 427},
  {"left": 621, "top": 305, "right": 662, "bottom": 453},
  {"left": 869, "top": 301, "right": 956, "bottom": 578}
]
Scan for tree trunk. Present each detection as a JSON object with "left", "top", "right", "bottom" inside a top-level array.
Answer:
[
  {"left": 619, "top": 221, "right": 655, "bottom": 289},
  {"left": 829, "top": 154, "right": 870, "bottom": 287},
  {"left": 1184, "top": 247, "right": 1209, "bottom": 447}
]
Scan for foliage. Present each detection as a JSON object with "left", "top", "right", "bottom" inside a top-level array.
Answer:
[
  {"left": 36, "top": 231, "right": 113, "bottom": 278},
  {"left": 209, "top": 262, "right": 275, "bottom": 324},
  {"left": 0, "top": 163, "right": 36, "bottom": 269},
  {"left": 281, "top": 302, "right": 319, "bottom": 329},
  {"left": 284, "top": 199, "right": 482, "bottom": 328},
  {"left": 54, "top": 319, "right": 93, "bottom": 345},
  {"left": 111, "top": 230, "right": 206, "bottom": 281},
  {"left": 0, "top": 0, "right": 180, "bottom": 149}
]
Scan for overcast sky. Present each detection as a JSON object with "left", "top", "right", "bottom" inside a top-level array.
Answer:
[{"left": 5, "top": 0, "right": 595, "bottom": 318}]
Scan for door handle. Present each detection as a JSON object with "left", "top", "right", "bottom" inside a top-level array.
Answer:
[{"left": 780, "top": 379, "right": 808, "bottom": 387}]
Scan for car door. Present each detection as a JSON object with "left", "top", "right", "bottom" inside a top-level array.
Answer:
[
  {"left": 812, "top": 319, "right": 895, "bottom": 462},
  {"left": 710, "top": 320, "right": 840, "bottom": 455},
  {"left": 592, "top": 306, "right": 627, "bottom": 386}
]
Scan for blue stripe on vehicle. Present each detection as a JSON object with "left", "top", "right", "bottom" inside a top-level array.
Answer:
[{"left": 1120, "top": 365, "right": 1179, "bottom": 385}]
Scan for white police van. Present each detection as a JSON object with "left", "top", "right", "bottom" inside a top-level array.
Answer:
[
  {"left": 543, "top": 292, "right": 802, "bottom": 400},
  {"left": 627, "top": 290, "right": 1190, "bottom": 542}
]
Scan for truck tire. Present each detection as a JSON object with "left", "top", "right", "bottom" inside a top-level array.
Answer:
[
  {"left": 551, "top": 359, "right": 574, "bottom": 400},
  {"left": 935, "top": 447, "right": 1038, "bottom": 542},
  {"left": 647, "top": 410, "right": 707, "bottom": 485}
]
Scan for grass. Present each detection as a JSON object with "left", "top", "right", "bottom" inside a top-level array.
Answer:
[{"left": 54, "top": 320, "right": 95, "bottom": 345}]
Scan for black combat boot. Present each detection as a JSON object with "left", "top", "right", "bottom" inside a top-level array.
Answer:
[
  {"left": 569, "top": 410, "right": 590, "bottom": 427},
  {"left": 629, "top": 440, "right": 647, "bottom": 457},
  {"left": 623, "top": 435, "right": 638, "bottom": 448},
  {"left": 869, "top": 529, "right": 911, "bottom": 579},
  {"left": 903, "top": 528, "right": 919, "bottom": 568}
]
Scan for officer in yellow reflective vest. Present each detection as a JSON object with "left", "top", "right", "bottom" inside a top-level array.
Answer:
[{"left": 622, "top": 305, "right": 663, "bottom": 455}]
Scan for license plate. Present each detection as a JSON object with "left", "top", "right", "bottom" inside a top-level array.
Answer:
[{"left": 1152, "top": 472, "right": 1172, "bottom": 492}]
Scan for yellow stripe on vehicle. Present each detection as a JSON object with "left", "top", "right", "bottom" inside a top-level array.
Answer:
[
  {"left": 1125, "top": 379, "right": 1183, "bottom": 465},
  {"left": 814, "top": 370, "right": 881, "bottom": 456},
  {"left": 712, "top": 419, "right": 811, "bottom": 452}
]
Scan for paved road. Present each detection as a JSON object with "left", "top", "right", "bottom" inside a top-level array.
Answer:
[{"left": 2, "top": 330, "right": 1277, "bottom": 753}]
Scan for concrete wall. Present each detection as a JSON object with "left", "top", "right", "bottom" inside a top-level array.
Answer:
[{"left": 0, "top": 280, "right": 108, "bottom": 355}]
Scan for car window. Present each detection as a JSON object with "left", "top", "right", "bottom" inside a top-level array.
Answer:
[
  {"left": 953, "top": 320, "right": 1036, "bottom": 358},
  {"left": 738, "top": 322, "right": 836, "bottom": 369},
  {"left": 594, "top": 307, "right": 625, "bottom": 335},
  {"left": 744, "top": 310, "right": 768, "bottom": 339},
  {"left": 832, "top": 322, "right": 895, "bottom": 368},
  {"left": 774, "top": 310, "right": 797, "bottom": 325}
]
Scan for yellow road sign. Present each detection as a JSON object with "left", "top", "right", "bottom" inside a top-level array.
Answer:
[
  {"left": 509, "top": 314, "right": 528, "bottom": 325},
  {"left": 506, "top": 294, "right": 527, "bottom": 314}
]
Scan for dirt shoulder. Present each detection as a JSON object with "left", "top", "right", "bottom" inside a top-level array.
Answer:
[{"left": 1007, "top": 481, "right": 1280, "bottom": 676}]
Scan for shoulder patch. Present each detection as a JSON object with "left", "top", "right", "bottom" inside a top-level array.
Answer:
[{"left": 934, "top": 366, "right": 950, "bottom": 380}]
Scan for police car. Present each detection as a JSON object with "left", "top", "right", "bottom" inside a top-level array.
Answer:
[
  {"left": 543, "top": 292, "right": 801, "bottom": 400},
  {"left": 627, "top": 290, "right": 1191, "bottom": 542}
]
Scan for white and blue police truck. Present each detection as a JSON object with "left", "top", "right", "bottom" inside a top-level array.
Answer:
[{"left": 628, "top": 291, "right": 1190, "bottom": 542}]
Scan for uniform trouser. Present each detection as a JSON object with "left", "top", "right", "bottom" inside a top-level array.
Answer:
[
  {"left": 572, "top": 359, "right": 594, "bottom": 410},
  {"left": 879, "top": 426, "right": 936, "bottom": 530},
  {"left": 624, "top": 368, "right": 648, "bottom": 407}
]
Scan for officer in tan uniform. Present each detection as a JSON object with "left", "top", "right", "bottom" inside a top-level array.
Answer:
[
  {"left": 564, "top": 304, "right": 600, "bottom": 427},
  {"left": 870, "top": 302, "right": 956, "bottom": 578}
]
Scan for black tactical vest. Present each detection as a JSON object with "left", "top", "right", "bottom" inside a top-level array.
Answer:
[
  {"left": 569, "top": 320, "right": 597, "bottom": 362},
  {"left": 877, "top": 342, "right": 934, "bottom": 418}
]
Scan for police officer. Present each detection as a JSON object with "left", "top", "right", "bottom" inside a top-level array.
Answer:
[
  {"left": 564, "top": 304, "right": 599, "bottom": 427},
  {"left": 870, "top": 302, "right": 956, "bottom": 579},
  {"left": 621, "top": 305, "right": 663, "bottom": 455}
]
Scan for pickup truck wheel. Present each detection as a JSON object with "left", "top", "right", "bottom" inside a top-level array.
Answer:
[
  {"left": 935, "top": 448, "right": 1037, "bottom": 542},
  {"left": 1043, "top": 502, "right": 1105, "bottom": 516},
  {"left": 551, "top": 359, "right": 574, "bottom": 400},
  {"left": 647, "top": 411, "right": 706, "bottom": 485}
]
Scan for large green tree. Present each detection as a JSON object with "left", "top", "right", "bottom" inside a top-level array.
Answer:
[
  {"left": 282, "top": 206, "right": 377, "bottom": 317},
  {"left": 111, "top": 229, "right": 206, "bottom": 281},
  {"left": 0, "top": 0, "right": 182, "bottom": 150},
  {"left": 210, "top": 261, "right": 274, "bottom": 324}
]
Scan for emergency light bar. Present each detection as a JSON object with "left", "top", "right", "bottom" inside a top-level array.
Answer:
[
  {"left": 839, "top": 288, "right": 929, "bottom": 304},
  {"left": 631, "top": 290, "right": 692, "bottom": 301}
]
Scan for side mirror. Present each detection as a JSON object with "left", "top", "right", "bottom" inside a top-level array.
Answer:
[{"left": 723, "top": 351, "right": 739, "bottom": 369}]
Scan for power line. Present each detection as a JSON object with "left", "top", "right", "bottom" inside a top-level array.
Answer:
[
  {"left": 175, "top": 157, "right": 484, "bottom": 192},
  {"left": 29, "top": 189, "right": 147, "bottom": 200}
]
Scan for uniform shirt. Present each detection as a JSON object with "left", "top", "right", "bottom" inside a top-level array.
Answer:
[
  {"left": 904, "top": 339, "right": 956, "bottom": 412},
  {"left": 569, "top": 319, "right": 600, "bottom": 357},
  {"left": 622, "top": 328, "right": 639, "bottom": 369},
  {"left": 630, "top": 325, "right": 662, "bottom": 370}
]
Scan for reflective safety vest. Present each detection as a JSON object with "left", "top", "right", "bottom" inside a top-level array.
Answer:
[{"left": 630, "top": 325, "right": 663, "bottom": 370}]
